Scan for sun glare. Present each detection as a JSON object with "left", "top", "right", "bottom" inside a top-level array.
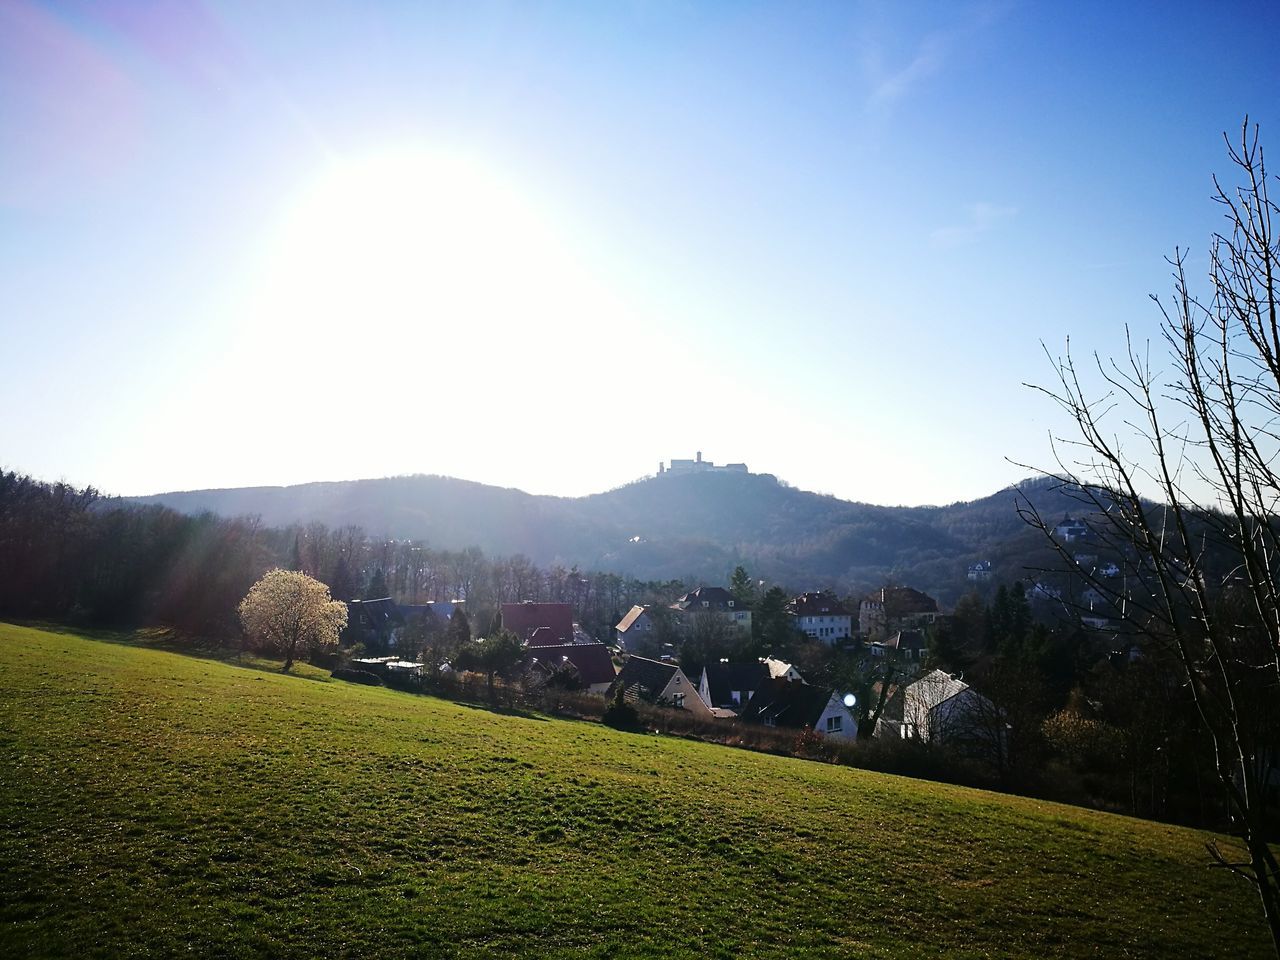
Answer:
[{"left": 247, "top": 148, "right": 604, "bottom": 369}]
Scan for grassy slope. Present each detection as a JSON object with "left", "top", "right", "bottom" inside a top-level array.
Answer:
[{"left": 0, "top": 623, "right": 1267, "bottom": 959}]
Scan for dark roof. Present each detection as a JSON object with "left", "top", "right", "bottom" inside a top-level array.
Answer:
[
  {"left": 673, "top": 586, "right": 738, "bottom": 611},
  {"left": 701, "top": 661, "right": 769, "bottom": 707},
  {"left": 502, "top": 602, "right": 574, "bottom": 645},
  {"left": 740, "top": 679, "right": 837, "bottom": 730},
  {"left": 524, "top": 643, "right": 616, "bottom": 686},
  {"left": 347, "top": 598, "right": 405, "bottom": 627},
  {"left": 788, "top": 592, "right": 851, "bottom": 618},
  {"left": 875, "top": 586, "right": 939, "bottom": 616},
  {"left": 883, "top": 629, "right": 927, "bottom": 652},
  {"left": 613, "top": 655, "right": 680, "bottom": 699}
]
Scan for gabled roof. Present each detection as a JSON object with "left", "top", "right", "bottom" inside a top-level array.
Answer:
[
  {"left": 761, "top": 656, "right": 799, "bottom": 680},
  {"left": 701, "top": 661, "right": 769, "bottom": 706},
  {"left": 613, "top": 655, "right": 681, "bottom": 699},
  {"left": 741, "top": 678, "right": 837, "bottom": 730},
  {"left": 869, "top": 586, "right": 939, "bottom": 616},
  {"left": 616, "top": 605, "right": 650, "bottom": 632},
  {"left": 882, "top": 629, "right": 927, "bottom": 652},
  {"left": 672, "top": 586, "right": 738, "bottom": 611},
  {"left": 524, "top": 643, "right": 617, "bottom": 686},
  {"left": 347, "top": 597, "right": 405, "bottom": 626},
  {"left": 907, "top": 669, "right": 970, "bottom": 705},
  {"left": 788, "top": 592, "right": 851, "bottom": 618}
]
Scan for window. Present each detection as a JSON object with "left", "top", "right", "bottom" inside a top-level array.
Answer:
[
  {"left": 702, "top": 601, "right": 709, "bottom": 608},
  {"left": 728, "top": 600, "right": 735, "bottom": 608},
  {"left": 731, "top": 691, "right": 741, "bottom": 704},
  {"left": 825, "top": 715, "right": 843, "bottom": 734},
  {"left": 672, "top": 693, "right": 685, "bottom": 708}
]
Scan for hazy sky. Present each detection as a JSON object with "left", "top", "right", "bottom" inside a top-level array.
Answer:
[{"left": 2, "top": 1, "right": 1278, "bottom": 505}]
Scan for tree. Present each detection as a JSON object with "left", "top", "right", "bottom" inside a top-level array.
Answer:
[
  {"left": 1024, "top": 121, "right": 1280, "bottom": 953},
  {"left": 363, "top": 567, "right": 390, "bottom": 600},
  {"left": 729, "top": 565, "right": 757, "bottom": 608},
  {"left": 238, "top": 569, "right": 348, "bottom": 672},
  {"left": 447, "top": 607, "right": 472, "bottom": 648},
  {"left": 457, "top": 628, "right": 524, "bottom": 702},
  {"left": 753, "top": 586, "right": 802, "bottom": 653}
]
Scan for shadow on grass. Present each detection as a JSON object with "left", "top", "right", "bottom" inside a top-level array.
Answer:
[
  {"left": 15, "top": 620, "right": 333, "bottom": 683},
  {"left": 453, "top": 700, "right": 548, "bottom": 722}
]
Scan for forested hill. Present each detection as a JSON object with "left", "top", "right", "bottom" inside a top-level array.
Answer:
[{"left": 129, "top": 472, "right": 1087, "bottom": 601}]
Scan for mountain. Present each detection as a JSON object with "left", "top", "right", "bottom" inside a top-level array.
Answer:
[{"left": 129, "top": 471, "right": 1088, "bottom": 602}]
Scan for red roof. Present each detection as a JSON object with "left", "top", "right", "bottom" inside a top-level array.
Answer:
[
  {"left": 502, "top": 601, "right": 574, "bottom": 645},
  {"left": 523, "top": 644, "right": 616, "bottom": 686}
]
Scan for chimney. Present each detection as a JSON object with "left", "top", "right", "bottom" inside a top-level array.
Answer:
[{"left": 696, "top": 450, "right": 702, "bottom": 463}]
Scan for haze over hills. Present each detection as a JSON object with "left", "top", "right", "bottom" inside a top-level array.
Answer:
[{"left": 129, "top": 470, "right": 1089, "bottom": 602}]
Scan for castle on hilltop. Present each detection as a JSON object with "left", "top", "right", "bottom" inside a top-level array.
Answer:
[{"left": 658, "top": 451, "right": 749, "bottom": 476}]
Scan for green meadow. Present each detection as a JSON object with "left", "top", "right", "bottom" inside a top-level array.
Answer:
[{"left": 0, "top": 622, "right": 1267, "bottom": 958}]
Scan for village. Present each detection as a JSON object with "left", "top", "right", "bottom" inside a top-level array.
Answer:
[{"left": 342, "top": 581, "right": 1005, "bottom": 750}]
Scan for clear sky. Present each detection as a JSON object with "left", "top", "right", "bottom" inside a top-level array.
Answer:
[{"left": 2, "top": 1, "right": 1278, "bottom": 506}]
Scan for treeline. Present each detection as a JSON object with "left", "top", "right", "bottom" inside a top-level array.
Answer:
[{"left": 0, "top": 470, "right": 704, "bottom": 642}]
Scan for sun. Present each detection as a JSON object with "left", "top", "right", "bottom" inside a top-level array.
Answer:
[{"left": 247, "top": 147, "right": 597, "bottom": 363}]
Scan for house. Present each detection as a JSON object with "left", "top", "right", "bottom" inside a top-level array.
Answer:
[
  {"left": 1053, "top": 516, "right": 1089, "bottom": 542},
  {"left": 401, "top": 600, "right": 462, "bottom": 622},
  {"left": 610, "top": 655, "right": 713, "bottom": 717},
  {"left": 671, "top": 586, "right": 752, "bottom": 633},
  {"left": 868, "top": 629, "right": 928, "bottom": 663},
  {"left": 788, "top": 592, "right": 852, "bottom": 643},
  {"left": 502, "top": 601, "right": 574, "bottom": 646},
  {"left": 615, "top": 605, "right": 659, "bottom": 650},
  {"left": 761, "top": 656, "right": 803, "bottom": 682},
  {"left": 967, "top": 561, "right": 993, "bottom": 582},
  {"left": 878, "top": 669, "right": 997, "bottom": 745},
  {"left": 697, "top": 659, "right": 769, "bottom": 711},
  {"left": 859, "top": 586, "right": 939, "bottom": 639},
  {"left": 740, "top": 678, "right": 856, "bottom": 740},
  {"left": 523, "top": 643, "right": 617, "bottom": 694},
  {"left": 346, "top": 597, "right": 406, "bottom": 651}
]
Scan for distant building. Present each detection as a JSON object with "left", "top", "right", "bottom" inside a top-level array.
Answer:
[
  {"left": 672, "top": 586, "right": 752, "bottom": 633},
  {"left": 615, "top": 605, "right": 658, "bottom": 650},
  {"left": 1053, "top": 516, "right": 1089, "bottom": 542},
  {"left": 658, "top": 451, "right": 749, "bottom": 476},
  {"left": 859, "top": 586, "right": 939, "bottom": 639},
  {"left": 502, "top": 601, "right": 574, "bottom": 646},
  {"left": 787, "top": 592, "right": 852, "bottom": 644},
  {"left": 868, "top": 629, "right": 928, "bottom": 663},
  {"left": 967, "top": 561, "right": 993, "bottom": 583}
]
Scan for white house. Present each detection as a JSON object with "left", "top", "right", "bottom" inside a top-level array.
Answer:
[
  {"left": 671, "top": 586, "right": 751, "bottom": 633},
  {"left": 787, "top": 592, "right": 852, "bottom": 644},
  {"left": 880, "top": 669, "right": 997, "bottom": 745},
  {"left": 741, "top": 679, "right": 856, "bottom": 740}
]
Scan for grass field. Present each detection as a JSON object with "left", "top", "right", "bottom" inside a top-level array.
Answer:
[{"left": 0, "top": 621, "right": 1268, "bottom": 958}]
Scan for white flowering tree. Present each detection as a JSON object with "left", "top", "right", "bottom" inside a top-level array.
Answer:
[{"left": 238, "top": 569, "right": 348, "bottom": 671}]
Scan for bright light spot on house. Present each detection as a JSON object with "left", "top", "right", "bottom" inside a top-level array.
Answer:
[{"left": 843, "top": 693, "right": 856, "bottom": 708}]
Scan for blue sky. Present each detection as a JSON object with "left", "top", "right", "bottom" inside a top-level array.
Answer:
[{"left": 2, "top": 1, "right": 1278, "bottom": 505}]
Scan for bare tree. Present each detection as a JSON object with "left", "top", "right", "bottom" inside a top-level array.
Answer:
[{"left": 1022, "top": 120, "right": 1280, "bottom": 953}]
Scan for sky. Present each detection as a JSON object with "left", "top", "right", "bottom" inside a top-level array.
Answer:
[{"left": 2, "top": 1, "right": 1278, "bottom": 506}]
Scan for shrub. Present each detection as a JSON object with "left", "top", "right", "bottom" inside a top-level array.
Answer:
[{"left": 602, "top": 687, "right": 640, "bottom": 730}]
